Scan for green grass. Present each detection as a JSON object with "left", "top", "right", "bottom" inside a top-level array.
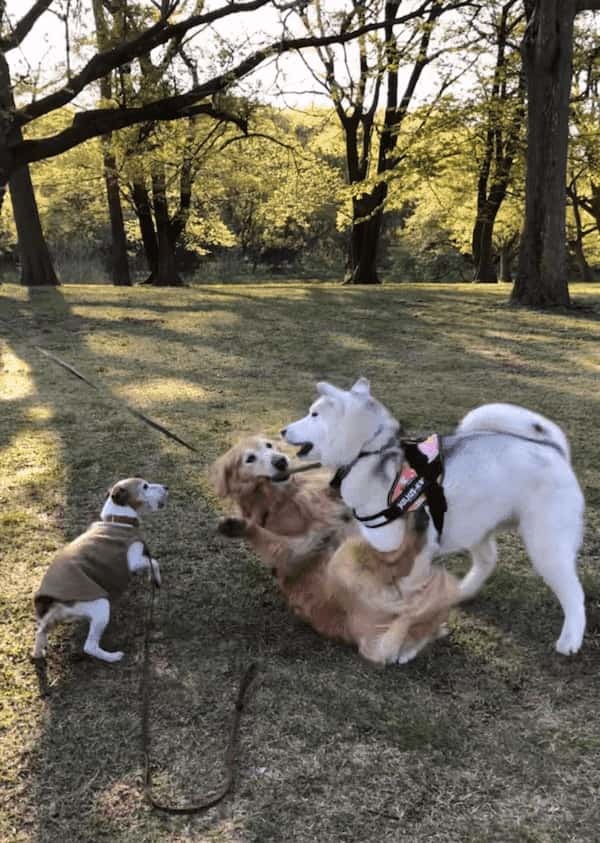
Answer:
[{"left": 1, "top": 281, "right": 600, "bottom": 842}]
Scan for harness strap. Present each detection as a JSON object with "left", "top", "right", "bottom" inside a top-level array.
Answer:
[
  {"left": 354, "top": 434, "right": 447, "bottom": 537},
  {"left": 402, "top": 439, "right": 447, "bottom": 536}
]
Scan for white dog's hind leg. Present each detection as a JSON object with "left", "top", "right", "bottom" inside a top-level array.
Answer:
[
  {"left": 459, "top": 535, "right": 498, "bottom": 601},
  {"left": 76, "top": 598, "right": 124, "bottom": 663},
  {"left": 520, "top": 522, "right": 585, "bottom": 655}
]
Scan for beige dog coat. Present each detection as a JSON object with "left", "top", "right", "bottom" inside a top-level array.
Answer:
[{"left": 35, "top": 521, "right": 146, "bottom": 613}]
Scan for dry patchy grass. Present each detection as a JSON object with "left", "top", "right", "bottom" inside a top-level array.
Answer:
[{"left": 1, "top": 282, "right": 600, "bottom": 842}]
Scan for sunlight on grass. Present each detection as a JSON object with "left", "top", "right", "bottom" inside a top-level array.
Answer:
[
  {"left": 0, "top": 347, "right": 35, "bottom": 401},
  {"left": 120, "top": 378, "right": 209, "bottom": 406},
  {"left": 25, "top": 406, "right": 54, "bottom": 422},
  {"left": 2, "top": 282, "right": 600, "bottom": 843}
]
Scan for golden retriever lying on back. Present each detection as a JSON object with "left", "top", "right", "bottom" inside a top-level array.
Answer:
[{"left": 211, "top": 436, "right": 459, "bottom": 665}]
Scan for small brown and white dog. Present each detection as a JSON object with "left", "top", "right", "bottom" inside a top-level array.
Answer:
[
  {"left": 32, "top": 477, "right": 168, "bottom": 663},
  {"left": 211, "top": 437, "right": 459, "bottom": 665}
]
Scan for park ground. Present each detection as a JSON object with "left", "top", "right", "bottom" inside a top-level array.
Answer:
[{"left": 1, "top": 281, "right": 600, "bottom": 842}]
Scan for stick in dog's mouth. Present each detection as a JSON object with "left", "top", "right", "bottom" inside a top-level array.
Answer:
[
  {"left": 268, "top": 462, "right": 322, "bottom": 483},
  {"left": 284, "top": 462, "right": 322, "bottom": 476}
]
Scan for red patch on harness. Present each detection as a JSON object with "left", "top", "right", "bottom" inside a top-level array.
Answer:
[{"left": 388, "top": 434, "right": 441, "bottom": 508}]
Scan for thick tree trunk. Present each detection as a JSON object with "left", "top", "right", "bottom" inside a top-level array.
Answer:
[
  {"left": 149, "top": 169, "right": 182, "bottom": 286},
  {"left": 472, "top": 215, "right": 498, "bottom": 283},
  {"left": 512, "top": 1, "right": 575, "bottom": 307},
  {"left": 102, "top": 144, "right": 131, "bottom": 285},
  {"left": 0, "top": 51, "right": 58, "bottom": 286},
  {"left": 336, "top": 0, "right": 439, "bottom": 286},
  {"left": 345, "top": 190, "right": 384, "bottom": 285},
  {"left": 10, "top": 164, "right": 59, "bottom": 286},
  {"left": 498, "top": 246, "right": 513, "bottom": 282}
]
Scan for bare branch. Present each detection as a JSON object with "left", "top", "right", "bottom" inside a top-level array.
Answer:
[
  {"left": 2, "top": 1, "right": 478, "bottom": 176},
  {"left": 16, "top": 0, "right": 272, "bottom": 125},
  {"left": 0, "top": 0, "right": 55, "bottom": 51}
]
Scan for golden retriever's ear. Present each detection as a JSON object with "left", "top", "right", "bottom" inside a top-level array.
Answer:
[{"left": 209, "top": 453, "right": 234, "bottom": 498}]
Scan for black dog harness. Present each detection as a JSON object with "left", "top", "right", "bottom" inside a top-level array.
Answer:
[{"left": 343, "top": 434, "right": 447, "bottom": 537}]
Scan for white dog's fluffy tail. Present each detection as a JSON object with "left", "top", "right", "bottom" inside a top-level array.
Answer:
[{"left": 456, "top": 403, "right": 571, "bottom": 462}]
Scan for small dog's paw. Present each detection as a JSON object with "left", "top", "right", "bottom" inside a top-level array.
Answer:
[
  {"left": 218, "top": 516, "right": 248, "bottom": 538},
  {"left": 105, "top": 650, "right": 125, "bottom": 663},
  {"left": 85, "top": 646, "right": 125, "bottom": 663},
  {"left": 555, "top": 631, "right": 582, "bottom": 656}
]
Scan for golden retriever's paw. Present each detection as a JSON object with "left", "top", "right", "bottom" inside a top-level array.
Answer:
[{"left": 218, "top": 516, "right": 248, "bottom": 538}]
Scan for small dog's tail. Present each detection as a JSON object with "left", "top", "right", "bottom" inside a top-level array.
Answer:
[{"left": 456, "top": 403, "right": 571, "bottom": 462}]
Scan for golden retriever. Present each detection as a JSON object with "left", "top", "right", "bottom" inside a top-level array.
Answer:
[{"left": 210, "top": 436, "right": 459, "bottom": 665}]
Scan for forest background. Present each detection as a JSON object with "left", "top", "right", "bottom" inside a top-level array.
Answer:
[{"left": 1, "top": 0, "right": 599, "bottom": 294}]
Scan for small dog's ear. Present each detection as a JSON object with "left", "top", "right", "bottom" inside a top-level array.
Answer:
[{"left": 111, "top": 485, "right": 129, "bottom": 506}]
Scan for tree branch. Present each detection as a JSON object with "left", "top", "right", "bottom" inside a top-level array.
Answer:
[
  {"left": 0, "top": 0, "right": 55, "bottom": 51},
  {"left": 8, "top": 6, "right": 458, "bottom": 173},
  {"left": 16, "top": 0, "right": 272, "bottom": 125}
]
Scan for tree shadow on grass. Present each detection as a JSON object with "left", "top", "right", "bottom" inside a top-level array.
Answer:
[
  {"left": 2, "top": 283, "right": 600, "bottom": 841},
  {"left": 1, "top": 287, "right": 268, "bottom": 840}
]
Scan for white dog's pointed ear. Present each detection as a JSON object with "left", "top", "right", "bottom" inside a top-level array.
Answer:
[
  {"left": 316, "top": 381, "right": 342, "bottom": 398},
  {"left": 350, "top": 377, "right": 371, "bottom": 396}
]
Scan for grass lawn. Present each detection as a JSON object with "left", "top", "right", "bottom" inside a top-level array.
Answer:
[{"left": 1, "top": 281, "right": 600, "bottom": 843}]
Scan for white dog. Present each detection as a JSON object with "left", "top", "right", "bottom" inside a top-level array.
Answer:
[
  {"left": 282, "top": 379, "right": 586, "bottom": 655},
  {"left": 33, "top": 477, "right": 168, "bottom": 663}
]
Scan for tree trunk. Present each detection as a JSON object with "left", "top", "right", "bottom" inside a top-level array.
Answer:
[
  {"left": 0, "top": 51, "right": 58, "bottom": 286},
  {"left": 149, "top": 168, "right": 182, "bottom": 286},
  {"left": 102, "top": 144, "right": 131, "bottom": 285},
  {"left": 131, "top": 180, "right": 159, "bottom": 275},
  {"left": 570, "top": 237, "right": 594, "bottom": 282},
  {"left": 92, "top": 0, "right": 131, "bottom": 286},
  {"left": 569, "top": 184, "right": 594, "bottom": 281},
  {"left": 470, "top": 2, "right": 523, "bottom": 285},
  {"left": 9, "top": 164, "right": 60, "bottom": 286},
  {"left": 345, "top": 190, "right": 384, "bottom": 285},
  {"left": 498, "top": 246, "right": 513, "bottom": 282},
  {"left": 512, "top": 1, "right": 575, "bottom": 307},
  {"left": 472, "top": 215, "right": 498, "bottom": 283}
]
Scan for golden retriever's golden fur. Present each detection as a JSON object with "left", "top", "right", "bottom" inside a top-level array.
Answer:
[{"left": 211, "top": 436, "right": 459, "bottom": 664}]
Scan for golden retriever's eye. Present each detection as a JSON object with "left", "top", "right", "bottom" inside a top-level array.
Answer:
[
  {"left": 143, "top": 483, "right": 149, "bottom": 489},
  {"left": 266, "top": 442, "right": 272, "bottom": 448},
  {"left": 245, "top": 454, "right": 256, "bottom": 463}
]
